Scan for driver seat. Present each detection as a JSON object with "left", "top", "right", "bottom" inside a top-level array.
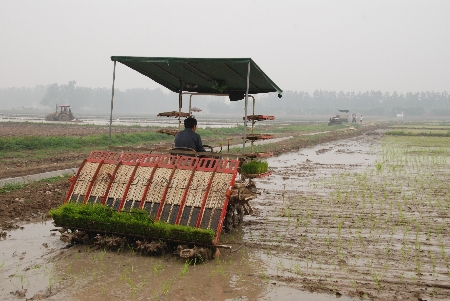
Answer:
[{"left": 170, "top": 147, "right": 196, "bottom": 157}]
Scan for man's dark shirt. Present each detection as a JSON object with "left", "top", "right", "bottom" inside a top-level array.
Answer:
[{"left": 174, "top": 128, "right": 206, "bottom": 152}]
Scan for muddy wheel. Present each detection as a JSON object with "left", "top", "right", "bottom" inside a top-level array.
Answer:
[
  {"left": 45, "top": 114, "right": 55, "bottom": 121},
  {"left": 224, "top": 204, "right": 234, "bottom": 233},
  {"left": 59, "top": 114, "right": 70, "bottom": 121},
  {"left": 235, "top": 204, "right": 244, "bottom": 227}
]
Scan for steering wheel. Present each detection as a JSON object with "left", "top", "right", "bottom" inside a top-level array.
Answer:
[{"left": 202, "top": 145, "right": 213, "bottom": 153}]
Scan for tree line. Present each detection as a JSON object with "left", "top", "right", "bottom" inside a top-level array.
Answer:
[
  {"left": 1, "top": 81, "right": 449, "bottom": 117},
  {"left": 254, "top": 90, "right": 450, "bottom": 116}
]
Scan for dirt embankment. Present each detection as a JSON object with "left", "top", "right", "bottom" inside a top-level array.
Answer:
[
  {"left": 0, "top": 178, "right": 71, "bottom": 225},
  {"left": 0, "top": 123, "right": 161, "bottom": 179}
]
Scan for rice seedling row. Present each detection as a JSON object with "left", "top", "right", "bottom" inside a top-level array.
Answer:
[{"left": 243, "top": 132, "right": 450, "bottom": 300}]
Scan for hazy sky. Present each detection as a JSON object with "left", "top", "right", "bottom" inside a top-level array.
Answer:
[{"left": 1, "top": 0, "right": 449, "bottom": 93}]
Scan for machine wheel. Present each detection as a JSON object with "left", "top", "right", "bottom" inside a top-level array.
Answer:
[
  {"left": 232, "top": 205, "right": 240, "bottom": 227},
  {"left": 224, "top": 204, "right": 244, "bottom": 232},
  {"left": 235, "top": 204, "right": 244, "bottom": 227},
  {"left": 45, "top": 114, "right": 55, "bottom": 121},
  {"left": 59, "top": 114, "right": 70, "bottom": 121},
  {"left": 224, "top": 204, "right": 235, "bottom": 233}
]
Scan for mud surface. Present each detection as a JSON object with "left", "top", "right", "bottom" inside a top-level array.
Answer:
[
  {"left": 0, "top": 178, "right": 70, "bottom": 224},
  {"left": 2, "top": 124, "right": 449, "bottom": 300},
  {"left": 0, "top": 223, "right": 355, "bottom": 301},
  {"left": 245, "top": 133, "right": 450, "bottom": 301},
  {"left": 0, "top": 151, "right": 89, "bottom": 180}
]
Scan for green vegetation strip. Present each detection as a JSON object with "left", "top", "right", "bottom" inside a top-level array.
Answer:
[
  {"left": 387, "top": 130, "right": 450, "bottom": 137},
  {"left": 241, "top": 160, "right": 269, "bottom": 174},
  {"left": 0, "top": 175, "right": 71, "bottom": 194},
  {"left": 0, "top": 183, "right": 25, "bottom": 193},
  {"left": 0, "top": 132, "right": 173, "bottom": 152},
  {"left": 50, "top": 203, "right": 215, "bottom": 245}
]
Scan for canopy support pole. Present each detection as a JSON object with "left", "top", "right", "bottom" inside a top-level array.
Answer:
[
  {"left": 243, "top": 62, "right": 250, "bottom": 152},
  {"left": 109, "top": 61, "right": 116, "bottom": 146},
  {"left": 178, "top": 80, "right": 183, "bottom": 131},
  {"left": 251, "top": 97, "right": 255, "bottom": 153}
]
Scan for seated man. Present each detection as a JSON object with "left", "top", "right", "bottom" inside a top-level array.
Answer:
[{"left": 174, "top": 117, "right": 206, "bottom": 152}]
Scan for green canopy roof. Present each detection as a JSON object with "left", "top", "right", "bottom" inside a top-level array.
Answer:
[{"left": 110, "top": 57, "right": 282, "bottom": 96}]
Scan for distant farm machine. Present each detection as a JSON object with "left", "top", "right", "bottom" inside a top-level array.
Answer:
[
  {"left": 45, "top": 104, "right": 75, "bottom": 122},
  {"left": 328, "top": 109, "right": 349, "bottom": 126},
  {"left": 53, "top": 57, "right": 283, "bottom": 259}
]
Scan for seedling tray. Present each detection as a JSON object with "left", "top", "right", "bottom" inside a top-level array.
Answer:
[
  {"left": 243, "top": 115, "right": 275, "bottom": 121},
  {"left": 157, "top": 111, "right": 190, "bottom": 117},
  {"left": 243, "top": 134, "right": 274, "bottom": 141}
]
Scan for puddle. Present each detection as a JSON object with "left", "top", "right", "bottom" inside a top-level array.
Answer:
[
  {"left": 260, "top": 134, "right": 378, "bottom": 193},
  {"left": 263, "top": 285, "right": 354, "bottom": 301},
  {"left": 213, "top": 136, "right": 294, "bottom": 152},
  {"left": 0, "top": 221, "right": 66, "bottom": 300}
]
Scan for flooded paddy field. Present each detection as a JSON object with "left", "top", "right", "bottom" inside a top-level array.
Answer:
[
  {"left": 1, "top": 125, "right": 449, "bottom": 300},
  {"left": 0, "top": 113, "right": 251, "bottom": 129},
  {"left": 246, "top": 132, "right": 450, "bottom": 300}
]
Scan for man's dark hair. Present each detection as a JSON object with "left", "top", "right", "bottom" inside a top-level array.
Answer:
[{"left": 184, "top": 117, "right": 197, "bottom": 129}]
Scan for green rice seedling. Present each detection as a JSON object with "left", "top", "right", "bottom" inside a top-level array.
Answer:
[
  {"left": 259, "top": 272, "right": 269, "bottom": 281},
  {"left": 415, "top": 255, "right": 422, "bottom": 275},
  {"left": 440, "top": 244, "right": 447, "bottom": 261},
  {"left": 14, "top": 273, "right": 26, "bottom": 289},
  {"left": 375, "top": 162, "right": 382, "bottom": 172},
  {"left": 50, "top": 203, "right": 215, "bottom": 245},
  {"left": 48, "top": 271, "right": 54, "bottom": 293},
  {"left": 371, "top": 270, "right": 382, "bottom": 291},
  {"left": 152, "top": 262, "right": 163, "bottom": 276},
  {"left": 429, "top": 250, "right": 436, "bottom": 273},
  {"left": 276, "top": 259, "right": 285, "bottom": 275},
  {"left": 211, "top": 258, "right": 226, "bottom": 276},
  {"left": 178, "top": 260, "right": 190, "bottom": 277},
  {"left": 241, "top": 160, "right": 269, "bottom": 175},
  {"left": 337, "top": 220, "right": 343, "bottom": 239}
]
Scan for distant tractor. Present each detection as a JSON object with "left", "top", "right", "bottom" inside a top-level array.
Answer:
[
  {"left": 328, "top": 109, "right": 350, "bottom": 126},
  {"left": 45, "top": 105, "right": 75, "bottom": 121},
  {"left": 328, "top": 115, "right": 342, "bottom": 126}
]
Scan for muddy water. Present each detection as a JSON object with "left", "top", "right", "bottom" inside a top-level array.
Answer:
[
  {"left": 0, "top": 134, "right": 378, "bottom": 301},
  {"left": 245, "top": 132, "right": 450, "bottom": 300},
  {"left": 261, "top": 133, "right": 378, "bottom": 192},
  {"left": 0, "top": 227, "right": 352, "bottom": 301},
  {"left": 0, "top": 221, "right": 66, "bottom": 300},
  {"left": 13, "top": 131, "right": 449, "bottom": 301},
  {"left": 240, "top": 134, "right": 380, "bottom": 300},
  {"left": 0, "top": 115, "right": 240, "bottom": 129}
]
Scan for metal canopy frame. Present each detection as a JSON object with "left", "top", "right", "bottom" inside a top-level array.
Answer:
[{"left": 108, "top": 57, "right": 282, "bottom": 151}]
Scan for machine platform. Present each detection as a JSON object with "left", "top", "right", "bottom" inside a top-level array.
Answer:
[{"left": 66, "top": 151, "right": 239, "bottom": 244}]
